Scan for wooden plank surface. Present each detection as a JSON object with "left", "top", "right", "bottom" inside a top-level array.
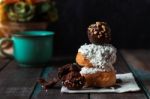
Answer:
[
  {"left": 0, "top": 60, "right": 43, "bottom": 99},
  {"left": 0, "top": 59, "right": 10, "bottom": 71},
  {"left": 121, "top": 49, "right": 150, "bottom": 98},
  {"left": 0, "top": 51, "right": 148, "bottom": 99},
  {"left": 31, "top": 66, "right": 88, "bottom": 99},
  {"left": 90, "top": 52, "right": 147, "bottom": 99}
]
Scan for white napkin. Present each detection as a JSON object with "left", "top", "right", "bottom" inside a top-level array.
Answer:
[{"left": 61, "top": 73, "right": 140, "bottom": 93}]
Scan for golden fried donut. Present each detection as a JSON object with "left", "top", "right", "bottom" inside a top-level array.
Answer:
[
  {"left": 80, "top": 67, "right": 116, "bottom": 87},
  {"left": 76, "top": 52, "right": 93, "bottom": 67}
]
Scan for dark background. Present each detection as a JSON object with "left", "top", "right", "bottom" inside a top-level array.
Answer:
[{"left": 48, "top": 0, "right": 150, "bottom": 55}]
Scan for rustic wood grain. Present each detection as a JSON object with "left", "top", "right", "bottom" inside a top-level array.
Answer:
[
  {"left": 90, "top": 92, "right": 146, "bottom": 99},
  {"left": 0, "top": 59, "right": 11, "bottom": 71},
  {"left": 0, "top": 60, "right": 43, "bottom": 99},
  {"left": 121, "top": 49, "right": 150, "bottom": 98},
  {"left": 32, "top": 88, "right": 88, "bottom": 99},
  {"left": 90, "top": 52, "right": 147, "bottom": 99}
]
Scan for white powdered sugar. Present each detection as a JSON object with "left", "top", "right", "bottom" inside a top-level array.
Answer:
[
  {"left": 78, "top": 44, "right": 117, "bottom": 71},
  {"left": 80, "top": 66, "right": 114, "bottom": 75}
]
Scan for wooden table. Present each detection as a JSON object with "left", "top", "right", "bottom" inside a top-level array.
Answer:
[{"left": 0, "top": 50, "right": 150, "bottom": 99}]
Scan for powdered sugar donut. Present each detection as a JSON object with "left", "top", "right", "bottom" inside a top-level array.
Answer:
[
  {"left": 76, "top": 44, "right": 117, "bottom": 68},
  {"left": 80, "top": 67, "right": 116, "bottom": 87}
]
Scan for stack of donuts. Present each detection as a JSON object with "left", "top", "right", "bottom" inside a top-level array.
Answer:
[
  {"left": 38, "top": 21, "right": 117, "bottom": 90},
  {"left": 76, "top": 21, "right": 117, "bottom": 87}
]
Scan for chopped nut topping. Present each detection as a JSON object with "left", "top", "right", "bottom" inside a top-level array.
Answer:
[
  {"left": 94, "top": 31, "right": 97, "bottom": 34},
  {"left": 96, "top": 22, "right": 101, "bottom": 26},
  {"left": 87, "top": 21, "right": 111, "bottom": 44}
]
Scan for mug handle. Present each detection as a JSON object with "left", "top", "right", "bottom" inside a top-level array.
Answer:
[{"left": 0, "top": 38, "right": 13, "bottom": 58}]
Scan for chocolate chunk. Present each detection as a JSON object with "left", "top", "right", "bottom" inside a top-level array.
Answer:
[
  {"left": 37, "top": 78, "right": 59, "bottom": 91},
  {"left": 37, "top": 63, "right": 85, "bottom": 91},
  {"left": 63, "top": 71, "right": 85, "bottom": 90},
  {"left": 43, "top": 78, "right": 59, "bottom": 89},
  {"left": 58, "top": 63, "right": 85, "bottom": 90},
  {"left": 58, "top": 63, "right": 81, "bottom": 80}
]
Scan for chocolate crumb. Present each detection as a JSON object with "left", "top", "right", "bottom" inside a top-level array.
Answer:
[
  {"left": 37, "top": 78, "right": 59, "bottom": 91},
  {"left": 58, "top": 63, "right": 85, "bottom": 90},
  {"left": 37, "top": 63, "right": 85, "bottom": 91},
  {"left": 116, "top": 79, "right": 123, "bottom": 84},
  {"left": 113, "top": 84, "right": 121, "bottom": 89},
  {"left": 37, "top": 78, "right": 47, "bottom": 85},
  {"left": 58, "top": 63, "right": 81, "bottom": 80},
  {"left": 43, "top": 78, "right": 59, "bottom": 89}
]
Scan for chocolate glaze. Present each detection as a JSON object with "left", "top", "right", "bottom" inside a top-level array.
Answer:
[{"left": 88, "top": 21, "right": 111, "bottom": 44}]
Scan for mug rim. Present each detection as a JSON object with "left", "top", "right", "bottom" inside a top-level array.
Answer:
[{"left": 13, "top": 31, "right": 54, "bottom": 38}]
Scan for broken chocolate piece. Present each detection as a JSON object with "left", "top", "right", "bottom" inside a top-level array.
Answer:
[
  {"left": 58, "top": 63, "right": 81, "bottom": 80},
  {"left": 37, "top": 63, "right": 85, "bottom": 91},
  {"left": 37, "top": 78, "right": 59, "bottom": 91},
  {"left": 62, "top": 71, "right": 85, "bottom": 90},
  {"left": 58, "top": 63, "right": 85, "bottom": 90}
]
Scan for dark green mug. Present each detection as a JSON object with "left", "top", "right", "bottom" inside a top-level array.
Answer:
[{"left": 0, "top": 31, "right": 54, "bottom": 67}]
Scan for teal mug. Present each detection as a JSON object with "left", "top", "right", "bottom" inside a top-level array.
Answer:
[{"left": 0, "top": 31, "right": 54, "bottom": 67}]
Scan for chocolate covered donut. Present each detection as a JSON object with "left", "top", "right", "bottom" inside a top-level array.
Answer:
[{"left": 88, "top": 21, "right": 111, "bottom": 44}]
